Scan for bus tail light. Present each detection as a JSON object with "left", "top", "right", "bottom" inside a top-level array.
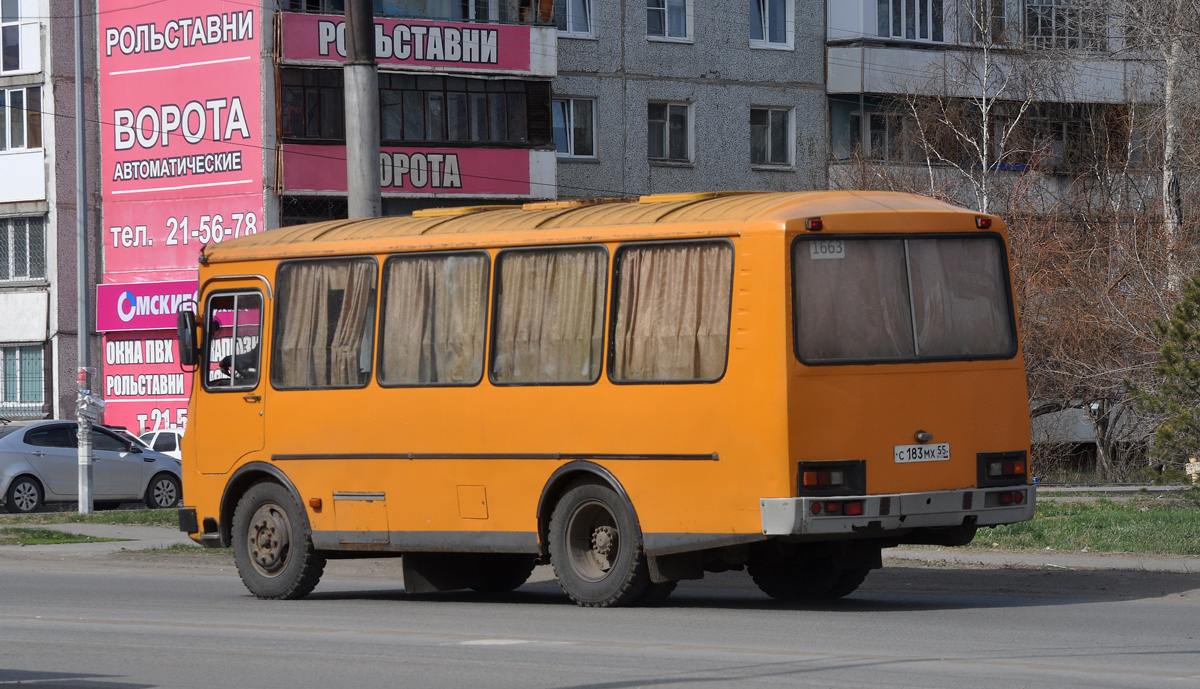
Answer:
[
  {"left": 811, "top": 500, "right": 865, "bottom": 517},
  {"left": 797, "top": 460, "right": 866, "bottom": 496},
  {"left": 977, "top": 451, "right": 1028, "bottom": 487},
  {"left": 805, "top": 217, "right": 823, "bottom": 231},
  {"left": 976, "top": 216, "right": 992, "bottom": 229}
]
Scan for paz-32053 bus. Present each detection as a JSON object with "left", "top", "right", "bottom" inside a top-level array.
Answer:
[{"left": 176, "top": 191, "right": 1034, "bottom": 607}]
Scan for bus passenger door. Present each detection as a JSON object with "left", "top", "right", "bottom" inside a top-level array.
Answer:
[{"left": 193, "top": 289, "right": 266, "bottom": 475}]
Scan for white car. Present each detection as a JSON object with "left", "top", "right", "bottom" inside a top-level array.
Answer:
[{"left": 139, "top": 428, "right": 184, "bottom": 461}]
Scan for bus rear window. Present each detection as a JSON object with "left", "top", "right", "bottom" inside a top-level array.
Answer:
[{"left": 793, "top": 236, "right": 1016, "bottom": 364}]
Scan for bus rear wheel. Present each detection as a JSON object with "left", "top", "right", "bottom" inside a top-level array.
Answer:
[
  {"left": 748, "top": 553, "right": 869, "bottom": 601},
  {"left": 231, "top": 482, "right": 327, "bottom": 600},
  {"left": 548, "top": 483, "right": 650, "bottom": 608}
]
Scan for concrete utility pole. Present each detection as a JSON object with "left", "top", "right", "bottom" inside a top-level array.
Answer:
[
  {"left": 344, "top": 0, "right": 381, "bottom": 218},
  {"left": 74, "top": 0, "right": 94, "bottom": 514}
]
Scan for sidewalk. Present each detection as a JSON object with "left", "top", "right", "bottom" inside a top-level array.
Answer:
[
  {"left": 2, "top": 522, "right": 1197, "bottom": 573},
  {"left": 0, "top": 523, "right": 196, "bottom": 555}
]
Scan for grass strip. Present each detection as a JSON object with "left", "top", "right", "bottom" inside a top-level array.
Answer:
[
  {"left": 0, "top": 527, "right": 128, "bottom": 546},
  {"left": 969, "top": 495, "right": 1200, "bottom": 556},
  {"left": 0, "top": 509, "right": 177, "bottom": 528}
]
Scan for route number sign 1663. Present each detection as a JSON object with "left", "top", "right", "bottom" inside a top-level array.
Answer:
[{"left": 809, "top": 239, "right": 845, "bottom": 260}]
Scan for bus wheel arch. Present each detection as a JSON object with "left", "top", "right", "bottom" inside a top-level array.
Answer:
[
  {"left": 219, "top": 462, "right": 305, "bottom": 547},
  {"left": 536, "top": 461, "right": 633, "bottom": 559}
]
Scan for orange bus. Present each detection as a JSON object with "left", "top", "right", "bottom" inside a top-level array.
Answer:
[{"left": 176, "top": 191, "right": 1034, "bottom": 607}]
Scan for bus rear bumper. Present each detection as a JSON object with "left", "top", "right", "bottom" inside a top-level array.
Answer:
[{"left": 759, "top": 486, "right": 1035, "bottom": 537}]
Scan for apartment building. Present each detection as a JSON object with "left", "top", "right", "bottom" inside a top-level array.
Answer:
[
  {"left": 1, "top": 0, "right": 100, "bottom": 421},
  {"left": 553, "top": 0, "right": 828, "bottom": 198}
]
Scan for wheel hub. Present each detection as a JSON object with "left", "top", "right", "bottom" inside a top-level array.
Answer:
[
  {"left": 247, "top": 504, "right": 291, "bottom": 576},
  {"left": 590, "top": 525, "right": 615, "bottom": 572},
  {"left": 13, "top": 482, "right": 37, "bottom": 511}
]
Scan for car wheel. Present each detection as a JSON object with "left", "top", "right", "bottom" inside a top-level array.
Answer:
[
  {"left": 5, "top": 476, "right": 42, "bottom": 514},
  {"left": 231, "top": 482, "right": 326, "bottom": 600},
  {"left": 548, "top": 483, "right": 651, "bottom": 607},
  {"left": 145, "top": 473, "right": 181, "bottom": 509}
]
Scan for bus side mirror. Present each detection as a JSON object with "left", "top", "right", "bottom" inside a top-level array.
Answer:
[{"left": 177, "top": 310, "right": 200, "bottom": 367}]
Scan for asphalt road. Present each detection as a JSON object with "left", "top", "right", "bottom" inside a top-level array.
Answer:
[{"left": 1, "top": 543, "right": 1198, "bottom": 689}]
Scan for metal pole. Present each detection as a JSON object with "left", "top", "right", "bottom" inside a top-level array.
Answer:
[
  {"left": 75, "top": 0, "right": 93, "bottom": 514},
  {"left": 343, "top": 0, "right": 381, "bottom": 219}
]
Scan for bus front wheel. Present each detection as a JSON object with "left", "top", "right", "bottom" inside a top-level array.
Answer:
[
  {"left": 231, "top": 482, "right": 327, "bottom": 600},
  {"left": 548, "top": 483, "right": 651, "bottom": 607}
]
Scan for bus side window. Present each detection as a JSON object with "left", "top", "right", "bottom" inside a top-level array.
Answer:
[
  {"left": 272, "top": 258, "right": 378, "bottom": 389},
  {"left": 490, "top": 245, "right": 608, "bottom": 385},
  {"left": 378, "top": 251, "right": 489, "bottom": 387},
  {"left": 610, "top": 240, "right": 734, "bottom": 383},
  {"left": 204, "top": 292, "right": 264, "bottom": 391}
]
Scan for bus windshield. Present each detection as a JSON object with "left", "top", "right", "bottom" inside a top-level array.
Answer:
[{"left": 793, "top": 235, "right": 1016, "bottom": 364}]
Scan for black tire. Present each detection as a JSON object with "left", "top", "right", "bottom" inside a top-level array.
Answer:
[
  {"left": 824, "top": 567, "right": 871, "bottom": 599},
  {"left": 548, "top": 483, "right": 651, "bottom": 607},
  {"left": 5, "top": 475, "right": 42, "bottom": 514},
  {"left": 144, "top": 473, "right": 182, "bottom": 509},
  {"left": 468, "top": 554, "right": 538, "bottom": 593},
  {"left": 231, "top": 482, "right": 326, "bottom": 600},
  {"left": 633, "top": 580, "right": 677, "bottom": 606},
  {"left": 748, "top": 554, "right": 840, "bottom": 601}
]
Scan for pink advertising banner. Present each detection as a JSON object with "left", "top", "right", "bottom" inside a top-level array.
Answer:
[
  {"left": 98, "top": 0, "right": 266, "bottom": 429},
  {"left": 101, "top": 330, "right": 192, "bottom": 436},
  {"left": 282, "top": 143, "right": 533, "bottom": 196},
  {"left": 99, "top": 1, "right": 263, "bottom": 202},
  {"left": 96, "top": 280, "right": 199, "bottom": 333},
  {"left": 103, "top": 193, "right": 264, "bottom": 277},
  {"left": 280, "top": 12, "right": 532, "bottom": 73}
]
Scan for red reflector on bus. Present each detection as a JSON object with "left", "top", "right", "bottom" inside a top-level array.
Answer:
[
  {"left": 805, "top": 217, "right": 823, "bottom": 231},
  {"left": 810, "top": 502, "right": 822, "bottom": 516},
  {"left": 309, "top": 498, "right": 322, "bottom": 509},
  {"left": 976, "top": 216, "right": 992, "bottom": 229},
  {"left": 1014, "top": 491, "right": 1024, "bottom": 504},
  {"left": 878, "top": 496, "right": 891, "bottom": 515},
  {"left": 843, "top": 501, "right": 864, "bottom": 516}
]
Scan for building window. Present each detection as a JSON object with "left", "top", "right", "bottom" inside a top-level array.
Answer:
[
  {"left": 876, "top": 0, "right": 944, "bottom": 42},
  {"left": 552, "top": 98, "right": 595, "bottom": 158},
  {"left": 555, "top": 0, "right": 593, "bottom": 36},
  {"left": 2, "top": 0, "right": 21, "bottom": 73},
  {"left": 0, "top": 217, "right": 44, "bottom": 282},
  {"left": 0, "top": 344, "right": 43, "bottom": 415},
  {"left": 751, "top": 107, "right": 791, "bottom": 166},
  {"left": 648, "top": 0, "right": 687, "bottom": 39},
  {"left": 1025, "top": 0, "right": 1105, "bottom": 51},
  {"left": 280, "top": 69, "right": 345, "bottom": 141},
  {"left": 750, "top": 0, "right": 791, "bottom": 47},
  {"left": 279, "top": 0, "right": 345, "bottom": 13},
  {"left": 378, "top": 73, "right": 548, "bottom": 145},
  {"left": 970, "top": 0, "right": 1007, "bottom": 43},
  {"left": 648, "top": 101, "right": 690, "bottom": 162},
  {"left": 1, "top": 86, "right": 41, "bottom": 151}
]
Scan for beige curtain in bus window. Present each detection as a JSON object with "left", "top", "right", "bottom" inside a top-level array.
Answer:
[
  {"left": 491, "top": 247, "right": 606, "bottom": 383},
  {"left": 274, "top": 260, "right": 376, "bottom": 387},
  {"left": 328, "top": 261, "right": 377, "bottom": 386},
  {"left": 908, "top": 238, "right": 1013, "bottom": 358},
  {"left": 794, "top": 239, "right": 915, "bottom": 361},
  {"left": 274, "top": 262, "right": 332, "bottom": 387},
  {"left": 611, "top": 242, "right": 733, "bottom": 381},
  {"left": 380, "top": 253, "right": 487, "bottom": 385}
]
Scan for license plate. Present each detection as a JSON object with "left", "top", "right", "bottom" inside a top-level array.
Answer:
[{"left": 894, "top": 443, "right": 950, "bottom": 463}]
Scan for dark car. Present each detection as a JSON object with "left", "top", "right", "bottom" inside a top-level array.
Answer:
[{"left": 0, "top": 419, "right": 182, "bottom": 513}]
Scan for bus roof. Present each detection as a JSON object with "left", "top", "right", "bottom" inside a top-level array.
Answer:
[{"left": 201, "top": 190, "right": 982, "bottom": 265}]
